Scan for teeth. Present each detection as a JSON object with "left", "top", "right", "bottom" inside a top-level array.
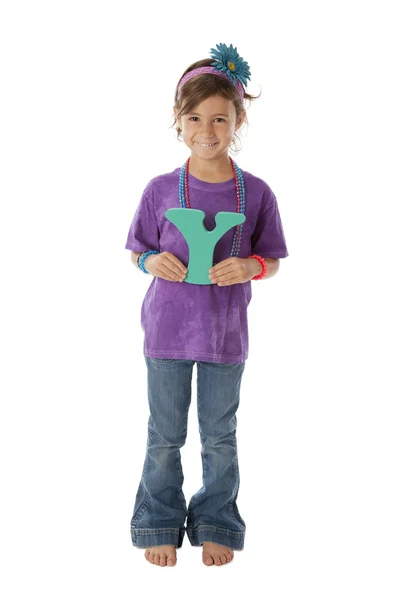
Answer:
[{"left": 197, "top": 142, "right": 217, "bottom": 147}]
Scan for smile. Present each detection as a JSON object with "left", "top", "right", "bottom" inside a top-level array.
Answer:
[{"left": 195, "top": 142, "right": 218, "bottom": 147}]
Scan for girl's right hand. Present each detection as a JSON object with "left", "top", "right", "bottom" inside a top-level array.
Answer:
[{"left": 144, "top": 252, "right": 188, "bottom": 282}]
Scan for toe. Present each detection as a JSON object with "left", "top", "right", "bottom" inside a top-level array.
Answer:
[
  {"left": 203, "top": 552, "right": 214, "bottom": 566},
  {"left": 159, "top": 555, "right": 167, "bottom": 566},
  {"left": 214, "top": 554, "right": 222, "bottom": 566},
  {"left": 167, "top": 556, "right": 176, "bottom": 566}
]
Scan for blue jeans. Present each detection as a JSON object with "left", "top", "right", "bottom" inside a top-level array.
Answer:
[{"left": 130, "top": 357, "right": 246, "bottom": 550}]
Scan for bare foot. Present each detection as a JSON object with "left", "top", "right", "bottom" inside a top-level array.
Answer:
[
  {"left": 144, "top": 545, "right": 177, "bottom": 567},
  {"left": 202, "top": 541, "right": 234, "bottom": 566}
]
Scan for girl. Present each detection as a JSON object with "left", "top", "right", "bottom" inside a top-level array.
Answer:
[{"left": 125, "top": 43, "right": 289, "bottom": 567}]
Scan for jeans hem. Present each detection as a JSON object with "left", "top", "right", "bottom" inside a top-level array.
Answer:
[
  {"left": 186, "top": 525, "right": 245, "bottom": 550},
  {"left": 131, "top": 527, "right": 186, "bottom": 549}
]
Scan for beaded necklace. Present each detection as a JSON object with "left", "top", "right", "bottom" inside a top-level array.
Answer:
[{"left": 178, "top": 156, "right": 246, "bottom": 258}]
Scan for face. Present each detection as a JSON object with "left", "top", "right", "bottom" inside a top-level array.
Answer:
[{"left": 175, "top": 95, "right": 245, "bottom": 160}]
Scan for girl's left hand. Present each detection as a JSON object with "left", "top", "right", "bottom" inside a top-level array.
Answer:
[{"left": 209, "top": 257, "right": 261, "bottom": 286}]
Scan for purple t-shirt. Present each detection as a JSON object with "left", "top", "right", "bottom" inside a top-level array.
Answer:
[{"left": 125, "top": 167, "right": 288, "bottom": 364}]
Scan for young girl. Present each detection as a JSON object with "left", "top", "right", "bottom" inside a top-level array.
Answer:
[{"left": 125, "top": 43, "right": 289, "bottom": 567}]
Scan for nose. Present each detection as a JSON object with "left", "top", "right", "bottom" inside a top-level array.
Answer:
[{"left": 201, "top": 121, "right": 215, "bottom": 136}]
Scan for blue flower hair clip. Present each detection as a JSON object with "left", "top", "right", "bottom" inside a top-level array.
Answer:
[
  {"left": 210, "top": 43, "right": 251, "bottom": 87},
  {"left": 177, "top": 43, "right": 251, "bottom": 103}
]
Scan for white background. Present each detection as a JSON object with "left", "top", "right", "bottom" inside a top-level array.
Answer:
[{"left": 1, "top": 0, "right": 399, "bottom": 598}]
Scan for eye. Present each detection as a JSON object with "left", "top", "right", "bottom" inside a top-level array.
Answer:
[{"left": 187, "top": 117, "right": 226, "bottom": 122}]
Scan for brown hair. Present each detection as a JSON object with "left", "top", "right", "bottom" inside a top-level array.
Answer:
[{"left": 171, "top": 58, "right": 261, "bottom": 154}]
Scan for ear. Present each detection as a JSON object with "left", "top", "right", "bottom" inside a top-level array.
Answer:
[
  {"left": 235, "top": 109, "right": 246, "bottom": 131},
  {"left": 174, "top": 108, "right": 182, "bottom": 129}
]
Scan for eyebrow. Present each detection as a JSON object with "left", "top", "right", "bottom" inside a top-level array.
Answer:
[{"left": 188, "top": 112, "right": 230, "bottom": 117}]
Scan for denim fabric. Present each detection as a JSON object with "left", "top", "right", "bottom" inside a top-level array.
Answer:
[{"left": 130, "top": 357, "right": 247, "bottom": 550}]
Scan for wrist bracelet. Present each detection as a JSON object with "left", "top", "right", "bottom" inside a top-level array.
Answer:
[
  {"left": 249, "top": 254, "right": 268, "bottom": 280},
  {"left": 138, "top": 250, "right": 160, "bottom": 274}
]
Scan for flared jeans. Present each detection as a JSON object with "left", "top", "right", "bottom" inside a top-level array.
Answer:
[{"left": 130, "top": 357, "right": 246, "bottom": 550}]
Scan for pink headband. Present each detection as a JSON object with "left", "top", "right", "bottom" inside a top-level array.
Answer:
[{"left": 178, "top": 66, "right": 245, "bottom": 103}]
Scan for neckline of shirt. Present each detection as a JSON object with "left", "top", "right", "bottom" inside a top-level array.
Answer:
[{"left": 177, "top": 168, "right": 238, "bottom": 191}]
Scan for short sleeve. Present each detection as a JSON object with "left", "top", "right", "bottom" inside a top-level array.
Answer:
[
  {"left": 125, "top": 185, "right": 160, "bottom": 253},
  {"left": 251, "top": 191, "right": 289, "bottom": 258}
]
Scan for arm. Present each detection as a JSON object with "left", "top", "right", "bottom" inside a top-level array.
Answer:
[
  {"left": 131, "top": 251, "right": 143, "bottom": 270},
  {"left": 248, "top": 257, "right": 280, "bottom": 280}
]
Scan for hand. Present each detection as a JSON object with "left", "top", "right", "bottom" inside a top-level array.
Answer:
[
  {"left": 209, "top": 257, "right": 262, "bottom": 286},
  {"left": 144, "top": 252, "right": 188, "bottom": 283}
]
